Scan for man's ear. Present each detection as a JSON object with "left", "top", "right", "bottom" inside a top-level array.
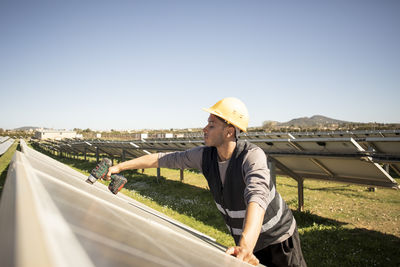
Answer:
[{"left": 226, "top": 125, "right": 235, "bottom": 138}]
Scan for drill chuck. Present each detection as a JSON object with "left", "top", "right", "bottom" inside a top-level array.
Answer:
[{"left": 86, "top": 175, "right": 98, "bottom": 184}]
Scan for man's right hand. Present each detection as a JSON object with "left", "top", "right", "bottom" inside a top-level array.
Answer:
[
  {"left": 104, "top": 153, "right": 159, "bottom": 180},
  {"left": 106, "top": 165, "right": 120, "bottom": 180}
]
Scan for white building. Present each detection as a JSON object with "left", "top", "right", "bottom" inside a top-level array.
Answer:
[
  {"left": 34, "top": 130, "right": 77, "bottom": 140},
  {"left": 165, "top": 133, "right": 173, "bottom": 138}
]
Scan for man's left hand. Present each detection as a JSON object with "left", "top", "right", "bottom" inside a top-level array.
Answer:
[{"left": 226, "top": 246, "right": 259, "bottom": 266}]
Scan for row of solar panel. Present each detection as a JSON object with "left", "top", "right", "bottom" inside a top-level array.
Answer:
[
  {"left": 141, "top": 129, "right": 400, "bottom": 140},
  {"left": 32, "top": 134, "right": 400, "bottom": 189},
  {"left": 241, "top": 129, "right": 400, "bottom": 139},
  {"left": 0, "top": 137, "right": 14, "bottom": 156},
  {"left": 36, "top": 135, "right": 400, "bottom": 158}
]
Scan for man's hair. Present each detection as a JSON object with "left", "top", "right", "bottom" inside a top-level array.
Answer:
[
  {"left": 215, "top": 115, "right": 240, "bottom": 139},
  {"left": 214, "top": 115, "right": 230, "bottom": 125}
]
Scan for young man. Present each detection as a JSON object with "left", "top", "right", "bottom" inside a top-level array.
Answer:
[{"left": 107, "top": 97, "right": 307, "bottom": 266}]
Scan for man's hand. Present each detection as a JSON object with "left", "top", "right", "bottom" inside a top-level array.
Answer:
[
  {"left": 106, "top": 165, "right": 120, "bottom": 180},
  {"left": 226, "top": 246, "right": 259, "bottom": 266},
  {"left": 225, "top": 202, "right": 265, "bottom": 265}
]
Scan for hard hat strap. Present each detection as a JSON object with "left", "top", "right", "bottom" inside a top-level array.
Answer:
[{"left": 234, "top": 126, "right": 240, "bottom": 140}]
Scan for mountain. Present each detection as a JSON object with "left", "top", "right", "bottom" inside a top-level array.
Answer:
[
  {"left": 279, "top": 115, "right": 350, "bottom": 127},
  {"left": 262, "top": 115, "right": 351, "bottom": 129}
]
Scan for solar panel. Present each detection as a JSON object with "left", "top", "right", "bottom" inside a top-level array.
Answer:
[
  {"left": 0, "top": 140, "right": 254, "bottom": 266},
  {"left": 0, "top": 136, "right": 10, "bottom": 143},
  {"left": 244, "top": 137, "right": 398, "bottom": 188},
  {"left": 0, "top": 137, "right": 14, "bottom": 156},
  {"left": 272, "top": 155, "right": 395, "bottom": 187},
  {"left": 357, "top": 137, "right": 400, "bottom": 155},
  {"left": 356, "top": 137, "right": 400, "bottom": 177}
]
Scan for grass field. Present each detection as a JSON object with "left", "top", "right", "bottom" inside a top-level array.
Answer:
[{"left": 1, "top": 142, "right": 400, "bottom": 266}]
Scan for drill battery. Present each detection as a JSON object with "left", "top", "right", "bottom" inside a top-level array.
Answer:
[
  {"left": 86, "top": 158, "right": 112, "bottom": 184},
  {"left": 108, "top": 174, "right": 128, "bottom": 194}
]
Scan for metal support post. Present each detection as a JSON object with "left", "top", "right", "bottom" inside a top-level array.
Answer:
[
  {"left": 298, "top": 178, "right": 304, "bottom": 212},
  {"left": 384, "top": 164, "right": 390, "bottom": 173},
  {"left": 267, "top": 158, "right": 276, "bottom": 187},
  {"left": 180, "top": 169, "right": 184, "bottom": 182},
  {"left": 122, "top": 150, "right": 126, "bottom": 162}
]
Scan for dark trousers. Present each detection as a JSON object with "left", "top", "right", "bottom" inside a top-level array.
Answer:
[{"left": 254, "top": 227, "right": 307, "bottom": 267}]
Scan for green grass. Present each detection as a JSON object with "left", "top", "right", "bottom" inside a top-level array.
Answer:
[
  {"left": 0, "top": 140, "right": 19, "bottom": 199},
  {"left": 5, "top": 143, "right": 400, "bottom": 266}
]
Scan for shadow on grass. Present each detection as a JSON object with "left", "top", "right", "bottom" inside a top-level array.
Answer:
[
  {"left": 292, "top": 209, "right": 346, "bottom": 229},
  {"left": 31, "top": 143, "right": 400, "bottom": 267},
  {"left": 300, "top": 225, "right": 400, "bottom": 267}
]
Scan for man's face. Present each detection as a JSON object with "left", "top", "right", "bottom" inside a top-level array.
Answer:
[{"left": 203, "top": 114, "right": 228, "bottom": 147}]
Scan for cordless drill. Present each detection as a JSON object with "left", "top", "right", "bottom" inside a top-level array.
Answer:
[{"left": 86, "top": 158, "right": 127, "bottom": 194}]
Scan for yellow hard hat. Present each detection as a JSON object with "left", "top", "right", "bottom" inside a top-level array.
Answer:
[{"left": 203, "top": 97, "right": 249, "bottom": 132}]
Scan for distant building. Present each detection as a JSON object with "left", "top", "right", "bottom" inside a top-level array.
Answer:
[
  {"left": 34, "top": 130, "right": 76, "bottom": 140},
  {"left": 165, "top": 133, "right": 173, "bottom": 138}
]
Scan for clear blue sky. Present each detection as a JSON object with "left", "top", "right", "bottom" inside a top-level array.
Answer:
[{"left": 1, "top": 0, "right": 399, "bottom": 131}]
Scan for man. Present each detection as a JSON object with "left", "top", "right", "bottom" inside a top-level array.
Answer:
[{"left": 107, "top": 97, "right": 307, "bottom": 266}]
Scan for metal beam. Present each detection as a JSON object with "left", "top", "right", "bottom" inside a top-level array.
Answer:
[{"left": 390, "top": 164, "right": 400, "bottom": 176}]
